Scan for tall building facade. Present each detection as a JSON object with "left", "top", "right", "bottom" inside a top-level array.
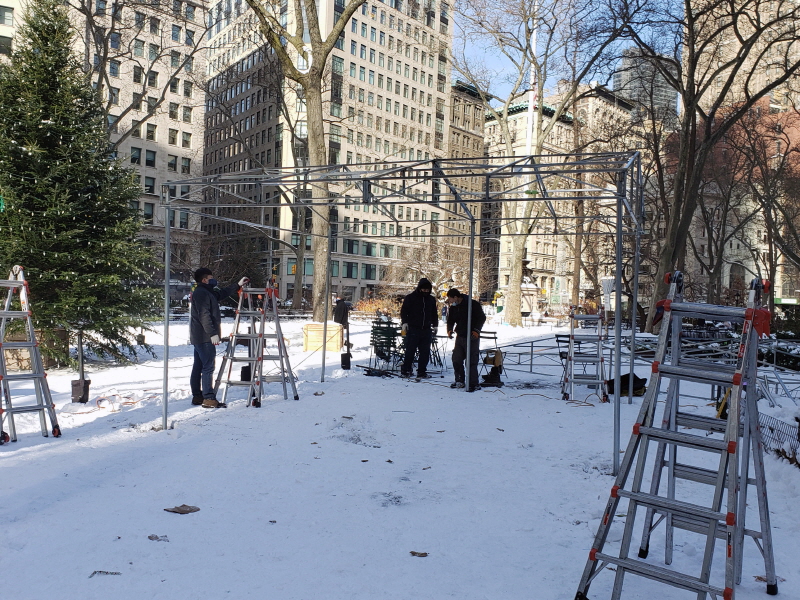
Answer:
[
  {"left": 204, "top": 0, "right": 458, "bottom": 303},
  {"left": 613, "top": 48, "right": 678, "bottom": 123}
]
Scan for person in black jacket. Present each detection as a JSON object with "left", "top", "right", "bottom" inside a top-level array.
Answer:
[
  {"left": 400, "top": 277, "right": 437, "bottom": 378},
  {"left": 446, "top": 288, "right": 486, "bottom": 391},
  {"left": 190, "top": 268, "right": 248, "bottom": 408}
]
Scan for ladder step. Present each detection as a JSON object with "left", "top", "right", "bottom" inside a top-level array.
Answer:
[
  {"left": 637, "top": 425, "right": 728, "bottom": 452},
  {"left": 573, "top": 357, "right": 602, "bottom": 364},
  {"left": 1, "top": 373, "right": 46, "bottom": 381},
  {"left": 0, "top": 310, "right": 31, "bottom": 319},
  {"left": 617, "top": 489, "right": 726, "bottom": 523},
  {"left": 668, "top": 302, "right": 746, "bottom": 322},
  {"left": 231, "top": 333, "right": 278, "bottom": 340},
  {"left": 261, "top": 375, "right": 287, "bottom": 383},
  {"left": 571, "top": 334, "right": 606, "bottom": 342},
  {"left": 675, "top": 411, "right": 740, "bottom": 436},
  {"left": 0, "top": 280, "right": 24, "bottom": 287},
  {"left": 236, "top": 310, "right": 265, "bottom": 317},
  {"left": 593, "top": 552, "right": 725, "bottom": 596},
  {"left": 658, "top": 364, "right": 737, "bottom": 387},
  {"left": 0, "top": 341, "right": 38, "bottom": 349},
  {"left": 572, "top": 314, "right": 600, "bottom": 321},
  {"left": 3, "top": 404, "right": 51, "bottom": 414},
  {"left": 571, "top": 376, "right": 605, "bottom": 384},
  {"left": 263, "top": 355, "right": 282, "bottom": 361},
  {"left": 671, "top": 462, "right": 723, "bottom": 486}
]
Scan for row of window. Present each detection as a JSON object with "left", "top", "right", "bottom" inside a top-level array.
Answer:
[
  {"left": 130, "top": 200, "right": 190, "bottom": 228},
  {"left": 131, "top": 123, "right": 193, "bottom": 148},
  {"left": 130, "top": 147, "right": 192, "bottom": 173},
  {"left": 350, "top": 18, "right": 440, "bottom": 70},
  {"left": 357, "top": 1, "right": 449, "bottom": 36},
  {"left": 343, "top": 59, "right": 438, "bottom": 102}
]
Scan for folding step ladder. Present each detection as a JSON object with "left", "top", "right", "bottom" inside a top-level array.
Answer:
[
  {"left": 213, "top": 286, "right": 298, "bottom": 406},
  {"left": 575, "top": 271, "right": 777, "bottom": 600},
  {"left": 0, "top": 266, "right": 61, "bottom": 445},
  {"left": 562, "top": 308, "right": 608, "bottom": 403}
]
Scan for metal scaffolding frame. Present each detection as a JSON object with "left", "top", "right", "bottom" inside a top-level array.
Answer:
[{"left": 160, "top": 152, "right": 643, "bottom": 474}]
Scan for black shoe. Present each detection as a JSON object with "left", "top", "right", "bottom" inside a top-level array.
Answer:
[
  {"left": 450, "top": 381, "right": 465, "bottom": 389},
  {"left": 191, "top": 395, "right": 204, "bottom": 405},
  {"left": 417, "top": 373, "right": 432, "bottom": 379},
  {"left": 400, "top": 371, "right": 413, "bottom": 378},
  {"left": 466, "top": 385, "right": 482, "bottom": 393}
]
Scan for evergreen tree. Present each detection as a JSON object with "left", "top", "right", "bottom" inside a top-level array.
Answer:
[{"left": 0, "top": 0, "right": 159, "bottom": 362}]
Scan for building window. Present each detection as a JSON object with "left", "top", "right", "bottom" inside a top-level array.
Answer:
[
  {"left": 109, "top": 87, "right": 120, "bottom": 105},
  {"left": 145, "top": 149, "right": 156, "bottom": 167},
  {"left": 0, "top": 5, "right": 12, "bottom": 25},
  {"left": 181, "top": 157, "right": 191, "bottom": 173},
  {"left": 167, "top": 155, "right": 177, "bottom": 171},
  {"left": 149, "top": 17, "right": 160, "bottom": 34},
  {"left": 134, "top": 39, "right": 144, "bottom": 57},
  {"left": 172, "top": 24, "right": 181, "bottom": 41},
  {"left": 185, "top": 4, "right": 195, "bottom": 20},
  {"left": 130, "top": 147, "right": 141, "bottom": 165},
  {"left": 344, "top": 261, "right": 359, "bottom": 278},
  {"left": 183, "top": 81, "right": 193, "bottom": 97},
  {"left": 169, "top": 102, "right": 179, "bottom": 119},
  {"left": 170, "top": 78, "right": 179, "bottom": 94},
  {"left": 171, "top": 50, "right": 181, "bottom": 68},
  {"left": 144, "top": 177, "right": 156, "bottom": 194},
  {"left": 110, "top": 32, "right": 121, "bottom": 49},
  {"left": 143, "top": 202, "right": 154, "bottom": 223},
  {"left": 149, "top": 43, "right": 159, "bottom": 60},
  {"left": 146, "top": 123, "right": 157, "bottom": 141},
  {"left": 131, "top": 120, "right": 141, "bottom": 138},
  {"left": 182, "top": 132, "right": 192, "bottom": 148},
  {"left": 147, "top": 70, "right": 159, "bottom": 87},
  {"left": 168, "top": 128, "right": 178, "bottom": 145},
  {"left": 109, "top": 60, "right": 120, "bottom": 77},
  {"left": 182, "top": 106, "right": 192, "bottom": 122},
  {"left": 185, "top": 30, "right": 195, "bottom": 46},
  {"left": 361, "top": 263, "right": 376, "bottom": 280},
  {"left": 179, "top": 211, "right": 189, "bottom": 229},
  {"left": 95, "top": 0, "right": 106, "bottom": 15}
]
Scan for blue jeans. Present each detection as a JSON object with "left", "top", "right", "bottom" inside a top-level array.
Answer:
[
  {"left": 402, "top": 327, "right": 432, "bottom": 375},
  {"left": 190, "top": 342, "right": 217, "bottom": 399}
]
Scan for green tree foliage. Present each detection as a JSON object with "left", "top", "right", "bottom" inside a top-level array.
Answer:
[{"left": 0, "top": 0, "right": 159, "bottom": 362}]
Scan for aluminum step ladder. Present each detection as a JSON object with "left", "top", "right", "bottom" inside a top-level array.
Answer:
[
  {"left": 575, "top": 271, "right": 778, "bottom": 600},
  {"left": 213, "top": 286, "right": 298, "bottom": 406},
  {"left": 0, "top": 266, "right": 61, "bottom": 444},
  {"left": 562, "top": 308, "right": 608, "bottom": 403}
]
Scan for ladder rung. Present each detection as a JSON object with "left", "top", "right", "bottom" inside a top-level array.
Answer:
[
  {"left": 0, "top": 341, "right": 38, "bottom": 349},
  {"left": 231, "top": 333, "right": 277, "bottom": 340},
  {"left": 637, "top": 425, "right": 728, "bottom": 452},
  {"left": 261, "top": 375, "right": 286, "bottom": 383},
  {"left": 593, "top": 552, "right": 725, "bottom": 596},
  {"left": 675, "top": 412, "right": 741, "bottom": 436},
  {"left": 4, "top": 405, "right": 50, "bottom": 414},
  {"left": 668, "top": 302, "right": 746, "bottom": 322},
  {"left": 658, "top": 364, "right": 737, "bottom": 387},
  {"left": 573, "top": 357, "right": 602, "bottom": 364},
  {"left": 0, "top": 280, "right": 24, "bottom": 287},
  {"left": 236, "top": 310, "right": 265, "bottom": 317},
  {"left": 0, "top": 310, "right": 31, "bottom": 319},
  {"left": 262, "top": 355, "right": 281, "bottom": 361},
  {"left": 571, "top": 376, "right": 605, "bottom": 385},
  {"left": 572, "top": 314, "right": 600, "bottom": 321},
  {"left": 571, "top": 334, "right": 605, "bottom": 342},
  {"left": 228, "top": 356, "right": 260, "bottom": 362},
  {"left": 671, "top": 462, "right": 723, "bottom": 486},
  {"left": 2, "top": 373, "right": 46, "bottom": 381},
  {"left": 223, "top": 380, "right": 259, "bottom": 386},
  {"left": 617, "top": 489, "right": 726, "bottom": 523}
]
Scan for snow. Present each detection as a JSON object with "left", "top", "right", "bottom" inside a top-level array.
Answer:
[{"left": 1, "top": 318, "right": 798, "bottom": 600}]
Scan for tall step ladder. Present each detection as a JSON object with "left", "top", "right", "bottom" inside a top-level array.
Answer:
[
  {"left": 575, "top": 272, "right": 778, "bottom": 600},
  {"left": 0, "top": 266, "right": 61, "bottom": 445},
  {"left": 562, "top": 307, "right": 608, "bottom": 403},
  {"left": 213, "top": 286, "right": 298, "bottom": 406}
]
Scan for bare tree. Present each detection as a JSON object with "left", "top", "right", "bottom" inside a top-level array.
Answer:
[
  {"left": 625, "top": 0, "right": 800, "bottom": 328},
  {"left": 243, "top": 0, "right": 367, "bottom": 321},
  {"left": 450, "top": 0, "right": 635, "bottom": 325},
  {"left": 68, "top": 0, "right": 211, "bottom": 149}
]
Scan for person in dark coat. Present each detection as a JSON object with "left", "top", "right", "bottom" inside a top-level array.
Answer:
[
  {"left": 190, "top": 268, "right": 248, "bottom": 408},
  {"left": 400, "top": 278, "right": 437, "bottom": 378},
  {"left": 332, "top": 296, "right": 350, "bottom": 327},
  {"left": 446, "top": 288, "right": 486, "bottom": 391}
]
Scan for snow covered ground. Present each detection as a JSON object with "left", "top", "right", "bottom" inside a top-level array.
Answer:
[{"left": 1, "top": 317, "right": 798, "bottom": 600}]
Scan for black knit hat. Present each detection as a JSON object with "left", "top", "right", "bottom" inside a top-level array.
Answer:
[{"left": 417, "top": 278, "right": 432, "bottom": 291}]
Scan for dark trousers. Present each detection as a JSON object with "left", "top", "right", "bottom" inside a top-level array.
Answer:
[
  {"left": 402, "top": 327, "right": 432, "bottom": 375},
  {"left": 190, "top": 342, "right": 217, "bottom": 399},
  {"left": 452, "top": 334, "right": 480, "bottom": 387}
]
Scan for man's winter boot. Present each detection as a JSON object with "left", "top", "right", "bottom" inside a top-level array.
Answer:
[
  {"left": 202, "top": 397, "right": 221, "bottom": 408},
  {"left": 191, "top": 395, "right": 204, "bottom": 406},
  {"left": 450, "top": 381, "right": 465, "bottom": 389}
]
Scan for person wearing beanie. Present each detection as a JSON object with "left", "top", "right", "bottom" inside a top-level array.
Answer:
[
  {"left": 446, "top": 287, "right": 486, "bottom": 392},
  {"left": 189, "top": 268, "right": 249, "bottom": 408},
  {"left": 399, "top": 278, "right": 437, "bottom": 378}
]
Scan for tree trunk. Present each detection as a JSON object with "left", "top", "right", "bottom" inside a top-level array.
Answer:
[
  {"left": 305, "top": 76, "right": 330, "bottom": 322},
  {"left": 504, "top": 235, "right": 526, "bottom": 326}
]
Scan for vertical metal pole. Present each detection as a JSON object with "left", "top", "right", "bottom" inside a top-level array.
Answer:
[
  {"left": 465, "top": 218, "right": 476, "bottom": 391},
  {"left": 613, "top": 175, "right": 625, "bottom": 475},
  {"left": 162, "top": 190, "right": 171, "bottom": 432},
  {"left": 628, "top": 157, "right": 641, "bottom": 405},
  {"left": 321, "top": 225, "right": 332, "bottom": 382}
]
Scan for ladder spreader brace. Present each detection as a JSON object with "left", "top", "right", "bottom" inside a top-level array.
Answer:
[
  {"left": 0, "top": 265, "right": 61, "bottom": 445},
  {"left": 575, "top": 271, "right": 778, "bottom": 600},
  {"left": 213, "top": 286, "right": 299, "bottom": 406}
]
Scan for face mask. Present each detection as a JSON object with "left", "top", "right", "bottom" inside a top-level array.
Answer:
[{"left": 207, "top": 278, "right": 218, "bottom": 287}]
